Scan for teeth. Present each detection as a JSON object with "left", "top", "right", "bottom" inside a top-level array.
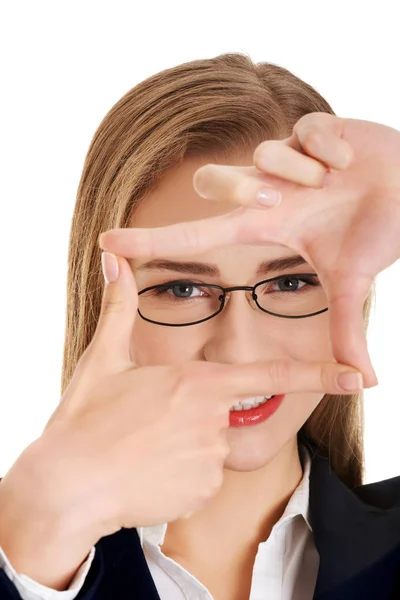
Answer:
[{"left": 230, "top": 395, "right": 275, "bottom": 411}]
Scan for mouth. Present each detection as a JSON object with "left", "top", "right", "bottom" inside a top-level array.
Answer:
[
  {"left": 229, "top": 394, "right": 285, "bottom": 427},
  {"left": 230, "top": 395, "right": 275, "bottom": 411}
]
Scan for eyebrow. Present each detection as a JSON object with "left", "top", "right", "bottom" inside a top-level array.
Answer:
[{"left": 135, "top": 254, "right": 309, "bottom": 277}]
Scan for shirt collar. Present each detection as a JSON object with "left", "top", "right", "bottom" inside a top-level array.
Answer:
[
  {"left": 138, "top": 443, "right": 312, "bottom": 548},
  {"left": 276, "top": 442, "right": 312, "bottom": 532}
]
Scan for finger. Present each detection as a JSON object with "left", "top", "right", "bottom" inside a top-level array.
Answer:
[
  {"left": 211, "top": 359, "right": 365, "bottom": 409},
  {"left": 253, "top": 140, "right": 329, "bottom": 188},
  {"left": 193, "top": 164, "right": 283, "bottom": 208},
  {"left": 193, "top": 141, "right": 337, "bottom": 211},
  {"left": 189, "top": 116, "right": 354, "bottom": 210},
  {"left": 289, "top": 113, "right": 354, "bottom": 170},
  {"left": 98, "top": 207, "right": 286, "bottom": 259},
  {"left": 86, "top": 252, "right": 138, "bottom": 372},
  {"left": 326, "top": 275, "right": 379, "bottom": 388}
]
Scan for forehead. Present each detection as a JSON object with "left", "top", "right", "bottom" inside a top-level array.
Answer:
[
  {"left": 130, "top": 154, "right": 253, "bottom": 228},
  {"left": 128, "top": 153, "right": 299, "bottom": 278}
]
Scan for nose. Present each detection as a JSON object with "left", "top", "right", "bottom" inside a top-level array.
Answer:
[
  {"left": 203, "top": 289, "right": 271, "bottom": 365},
  {"left": 223, "top": 287, "right": 258, "bottom": 310}
]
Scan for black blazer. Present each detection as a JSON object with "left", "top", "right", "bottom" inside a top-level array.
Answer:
[{"left": 2, "top": 443, "right": 400, "bottom": 600}]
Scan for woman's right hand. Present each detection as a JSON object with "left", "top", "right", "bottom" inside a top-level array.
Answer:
[{"left": 1, "top": 253, "right": 364, "bottom": 544}]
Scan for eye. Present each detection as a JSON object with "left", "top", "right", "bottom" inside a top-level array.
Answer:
[
  {"left": 151, "top": 280, "right": 208, "bottom": 299},
  {"left": 166, "top": 283, "right": 203, "bottom": 298},
  {"left": 274, "top": 276, "right": 306, "bottom": 292},
  {"left": 258, "top": 274, "right": 321, "bottom": 295}
]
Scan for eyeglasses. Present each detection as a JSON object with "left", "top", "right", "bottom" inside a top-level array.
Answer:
[{"left": 137, "top": 272, "right": 329, "bottom": 327}]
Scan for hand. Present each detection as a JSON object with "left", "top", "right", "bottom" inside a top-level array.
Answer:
[
  {"left": 99, "top": 113, "right": 400, "bottom": 387},
  {"left": 1, "top": 252, "right": 364, "bottom": 545}
]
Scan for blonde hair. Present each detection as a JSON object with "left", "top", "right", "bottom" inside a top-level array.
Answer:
[{"left": 62, "top": 52, "right": 375, "bottom": 489}]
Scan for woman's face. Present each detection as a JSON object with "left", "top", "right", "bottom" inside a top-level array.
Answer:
[{"left": 129, "top": 154, "right": 333, "bottom": 472}]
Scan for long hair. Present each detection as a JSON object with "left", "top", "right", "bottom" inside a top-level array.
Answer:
[{"left": 62, "top": 52, "right": 375, "bottom": 489}]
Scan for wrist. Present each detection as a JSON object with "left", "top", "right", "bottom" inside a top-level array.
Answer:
[
  {"left": 0, "top": 506, "right": 93, "bottom": 590},
  {"left": 0, "top": 441, "right": 103, "bottom": 590}
]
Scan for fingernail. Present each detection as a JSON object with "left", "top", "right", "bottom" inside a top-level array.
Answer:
[
  {"left": 101, "top": 252, "right": 119, "bottom": 284},
  {"left": 337, "top": 372, "right": 364, "bottom": 392},
  {"left": 256, "top": 188, "right": 282, "bottom": 207}
]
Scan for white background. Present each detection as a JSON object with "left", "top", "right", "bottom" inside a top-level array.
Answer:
[{"left": 0, "top": 1, "right": 399, "bottom": 483}]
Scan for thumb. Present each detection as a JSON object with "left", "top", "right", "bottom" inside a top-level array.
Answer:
[
  {"left": 327, "top": 274, "right": 378, "bottom": 388},
  {"left": 89, "top": 252, "right": 138, "bottom": 372}
]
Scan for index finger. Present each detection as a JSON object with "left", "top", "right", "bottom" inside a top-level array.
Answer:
[
  {"left": 217, "top": 359, "right": 364, "bottom": 402},
  {"left": 99, "top": 206, "right": 288, "bottom": 258}
]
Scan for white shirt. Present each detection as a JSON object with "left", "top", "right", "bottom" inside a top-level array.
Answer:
[{"left": 0, "top": 445, "right": 319, "bottom": 599}]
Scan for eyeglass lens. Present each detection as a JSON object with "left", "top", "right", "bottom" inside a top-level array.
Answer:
[{"left": 138, "top": 274, "right": 328, "bottom": 325}]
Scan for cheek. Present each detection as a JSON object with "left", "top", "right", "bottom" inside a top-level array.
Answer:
[
  {"left": 278, "top": 391, "right": 325, "bottom": 427},
  {"left": 282, "top": 315, "right": 333, "bottom": 363},
  {"left": 131, "top": 320, "right": 202, "bottom": 366}
]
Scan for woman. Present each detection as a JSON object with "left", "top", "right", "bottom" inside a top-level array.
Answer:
[{"left": 0, "top": 52, "right": 399, "bottom": 600}]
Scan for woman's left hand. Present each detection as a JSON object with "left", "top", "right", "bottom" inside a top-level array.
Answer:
[{"left": 99, "top": 113, "right": 400, "bottom": 388}]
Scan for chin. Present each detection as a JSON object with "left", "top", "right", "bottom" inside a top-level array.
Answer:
[
  {"left": 222, "top": 392, "right": 324, "bottom": 472},
  {"left": 221, "top": 415, "right": 303, "bottom": 473},
  {"left": 222, "top": 428, "right": 284, "bottom": 472},
  {"left": 223, "top": 453, "right": 274, "bottom": 472}
]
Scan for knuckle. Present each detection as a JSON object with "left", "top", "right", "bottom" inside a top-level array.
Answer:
[
  {"left": 302, "top": 128, "right": 325, "bottom": 153},
  {"left": 204, "top": 362, "right": 229, "bottom": 386},
  {"left": 102, "top": 297, "right": 125, "bottom": 316},
  {"left": 266, "top": 359, "right": 292, "bottom": 388},
  {"left": 293, "top": 113, "right": 322, "bottom": 134},
  {"left": 215, "top": 440, "right": 230, "bottom": 459},
  {"left": 172, "top": 362, "right": 220, "bottom": 395},
  {"left": 254, "top": 140, "right": 282, "bottom": 168},
  {"left": 320, "top": 363, "right": 335, "bottom": 391},
  {"left": 170, "top": 364, "right": 194, "bottom": 392},
  {"left": 181, "top": 222, "right": 201, "bottom": 251}
]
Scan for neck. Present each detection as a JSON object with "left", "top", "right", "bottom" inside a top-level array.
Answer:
[{"left": 162, "top": 439, "right": 304, "bottom": 563}]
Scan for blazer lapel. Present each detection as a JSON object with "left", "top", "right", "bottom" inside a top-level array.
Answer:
[{"left": 308, "top": 446, "right": 400, "bottom": 599}]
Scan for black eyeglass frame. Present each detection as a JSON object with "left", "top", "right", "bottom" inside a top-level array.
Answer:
[{"left": 137, "top": 272, "right": 329, "bottom": 327}]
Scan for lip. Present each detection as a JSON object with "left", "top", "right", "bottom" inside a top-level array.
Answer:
[{"left": 229, "top": 394, "right": 285, "bottom": 427}]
